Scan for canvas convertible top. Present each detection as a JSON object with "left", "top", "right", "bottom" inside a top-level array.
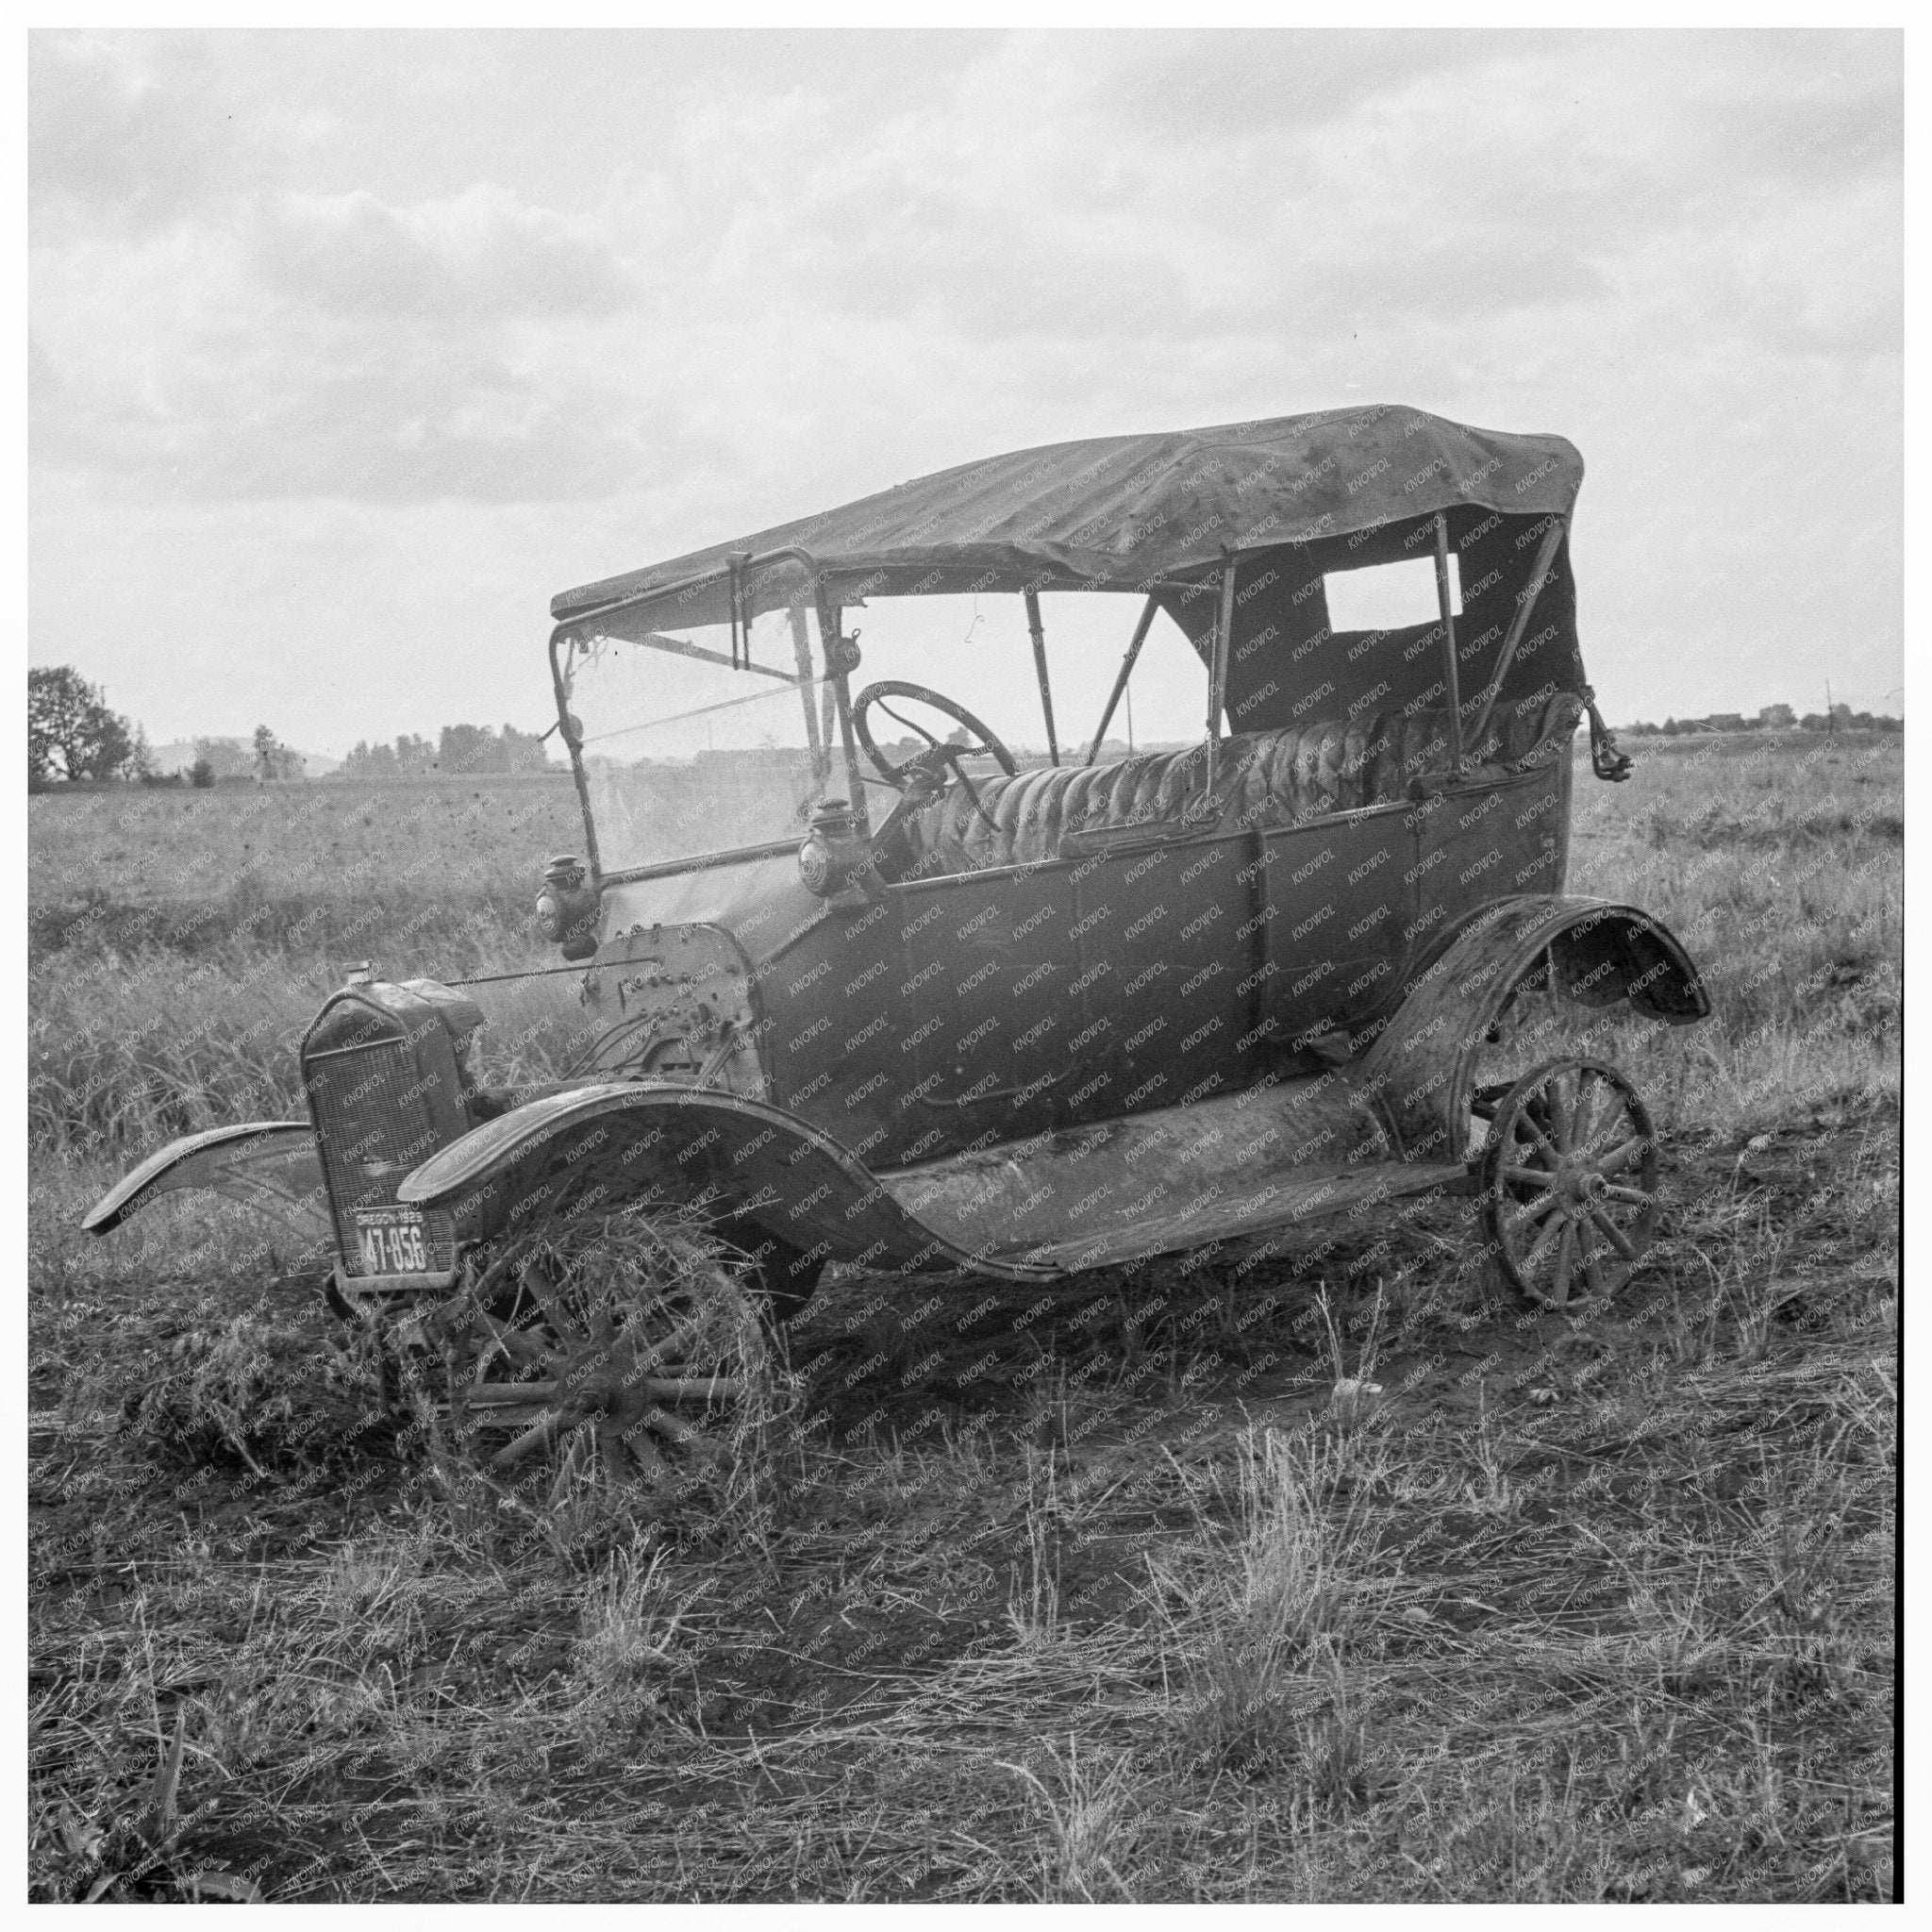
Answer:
[{"left": 550, "top": 406, "right": 1583, "bottom": 637}]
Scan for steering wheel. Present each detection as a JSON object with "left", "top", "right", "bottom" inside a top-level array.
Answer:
[{"left": 851, "top": 680, "right": 1018, "bottom": 788}]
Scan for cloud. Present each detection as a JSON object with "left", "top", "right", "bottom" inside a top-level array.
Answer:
[
  {"left": 31, "top": 29, "right": 1902, "bottom": 506},
  {"left": 250, "top": 183, "right": 638, "bottom": 320},
  {"left": 34, "top": 296, "right": 677, "bottom": 506},
  {"left": 30, "top": 32, "right": 281, "bottom": 233},
  {"left": 27, "top": 29, "right": 1902, "bottom": 745},
  {"left": 33, "top": 172, "right": 664, "bottom": 503}
]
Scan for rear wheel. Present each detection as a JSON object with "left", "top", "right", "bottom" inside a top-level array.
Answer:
[
  {"left": 1462, "top": 948, "right": 1665, "bottom": 1159},
  {"left": 1479, "top": 1057, "right": 1660, "bottom": 1307}
]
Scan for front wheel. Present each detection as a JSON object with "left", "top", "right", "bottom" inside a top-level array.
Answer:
[
  {"left": 1479, "top": 1058, "right": 1660, "bottom": 1308},
  {"left": 362, "top": 1207, "right": 798, "bottom": 1491}
]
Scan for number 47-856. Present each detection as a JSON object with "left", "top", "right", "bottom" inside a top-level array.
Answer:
[{"left": 363, "top": 1223, "right": 426, "bottom": 1273}]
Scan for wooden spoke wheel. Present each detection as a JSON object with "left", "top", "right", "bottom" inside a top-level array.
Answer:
[
  {"left": 1480, "top": 1058, "right": 1660, "bottom": 1308},
  {"left": 416, "top": 1210, "right": 780, "bottom": 1489},
  {"left": 1465, "top": 955, "right": 1655, "bottom": 1163}
]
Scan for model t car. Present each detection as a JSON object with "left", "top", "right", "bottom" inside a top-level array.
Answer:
[{"left": 86, "top": 406, "right": 1709, "bottom": 1478}]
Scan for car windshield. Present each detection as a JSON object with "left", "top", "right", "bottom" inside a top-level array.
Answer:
[
  {"left": 562, "top": 588, "right": 1210, "bottom": 874},
  {"left": 561, "top": 605, "right": 838, "bottom": 873}
]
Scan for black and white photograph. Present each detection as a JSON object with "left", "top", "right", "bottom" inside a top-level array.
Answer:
[{"left": 26, "top": 25, "right": 1900, "bottom": 1904}]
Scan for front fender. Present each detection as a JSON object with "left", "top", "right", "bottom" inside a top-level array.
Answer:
[
  {"left": 81, "top": 1120, "right": 331, "bottom": 1257},
  {"left": 397, "top": 1081, "right": 1054, "bottom": 1281},
  {"left": 1361, "top": 894, "right": 1710, "bottom": 1162}
]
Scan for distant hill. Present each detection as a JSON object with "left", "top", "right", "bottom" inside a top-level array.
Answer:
[{"left": 148, "top": 741, "right": 342, "bottom": 778}]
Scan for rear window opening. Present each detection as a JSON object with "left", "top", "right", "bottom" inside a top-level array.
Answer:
[{"left": 1324, "top": 554, "right": 1462, "bottom": 633}]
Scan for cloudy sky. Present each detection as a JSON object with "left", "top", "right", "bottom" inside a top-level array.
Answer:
[{"left": 30, "top": 28, "right": 1902, "bottom": 756}]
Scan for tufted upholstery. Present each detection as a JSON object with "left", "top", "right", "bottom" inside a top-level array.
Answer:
[{"left": 895, "top": 703, "right": 1556, "bottom": 875}]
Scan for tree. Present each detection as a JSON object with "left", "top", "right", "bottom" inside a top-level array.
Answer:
[
  {"left": 27, "top": 666, "right": 136, "bottom": 785},
  {"left": 1758, "top": 703, "right": 1796, "bottom": 731},
  {"left": 439, "top": 723, "right": 498, "bottom": 775},
  {"left": 189, "top": 756, "right": 216, "bottom": 789},
  {"left": 252, "top": 724, "right": 303, "bottom": 780},
  {"left": 340, "top": 739, "right": 399, "bottom": 781},
  {"left": 394, "top": 733, "right": 436, "bottom": 775},
  {"left": 501, "top": 722, "right": 550, "bottom": 772},
  {"left": 193, "top": 736, "right": 255, "bottom": 781},
  {"left": 438, "top": 722, "right": 555, "bottom": 775}
]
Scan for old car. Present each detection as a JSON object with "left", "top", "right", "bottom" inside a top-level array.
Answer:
[{"left": 85, "top": 404, "right": 1710, "bottom": 1480}]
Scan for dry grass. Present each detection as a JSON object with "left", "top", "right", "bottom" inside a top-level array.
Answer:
[
  {"left": 28, "top": 772, "right": 581, "bottom": 955},
  {"left": 27, "top": 733, "right": 1897, "bottom": 1900},
  {"left": 1564, "top": 732, "right": 1901, "bottom": 1140}
]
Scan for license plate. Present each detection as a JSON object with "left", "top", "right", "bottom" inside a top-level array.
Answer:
[{"left": 355, "top": 1206, "right": 433, "bottom": 1275}]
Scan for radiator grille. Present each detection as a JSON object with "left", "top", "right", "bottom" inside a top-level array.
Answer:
[{"left": 308, "top": 1038, "right": 458, "bottom": 1275}]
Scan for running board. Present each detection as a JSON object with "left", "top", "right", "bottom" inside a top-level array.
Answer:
[{"left": 877, "top": 1072, "right": 1470, "bottom": 1275}]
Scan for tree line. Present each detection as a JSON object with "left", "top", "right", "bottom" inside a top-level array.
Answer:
[
  {"left": 28, "top": 665, "right": 558, "bottom": 790},
  {"left": 338, "top": 723, "right": 553, "bottom": 780},
  {"left": 1621, "top": 703, "right": 1903, "bottom": 737}
]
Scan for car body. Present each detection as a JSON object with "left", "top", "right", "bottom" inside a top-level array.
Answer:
[{"left": 86, "top": 405, "right": 1710, "bottom": 1320}]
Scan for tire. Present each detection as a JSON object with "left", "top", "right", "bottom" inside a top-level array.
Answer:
[
  {"left": 1479, "top": 1057, "right": 1661, "bottom": 1308},
  {"left": 418, "top": 1206, "right": 788, "bottom": 1489}
]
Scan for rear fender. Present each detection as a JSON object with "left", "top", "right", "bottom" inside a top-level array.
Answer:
[
  {"left": 397, "top": 1081, "right": 1054, "bottom": 1282},
  {"left": 81, "top": 1121, "right": 332, "bottom": 1259},
  {"left": 1360, "top": 894, "right": 1709, "bottom": 1162}
]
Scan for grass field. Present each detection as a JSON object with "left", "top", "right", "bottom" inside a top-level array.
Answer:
[{"left": 27, "top": 735, "right": 1898, "bottom": 1901}]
